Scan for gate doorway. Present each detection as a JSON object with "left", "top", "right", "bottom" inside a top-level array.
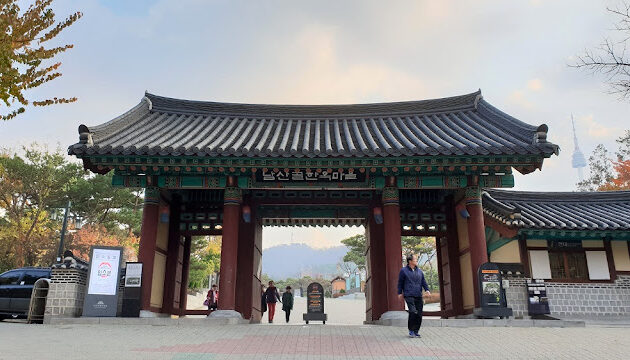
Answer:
[{"left": 260, "top": 226, "right": 366, "bottom": 325}]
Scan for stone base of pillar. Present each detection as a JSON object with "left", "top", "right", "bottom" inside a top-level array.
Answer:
[
  {"left": 139, "top": 310, "right": 169, "bottom": 318},
  {"left": 208, "top": 310, "right": 243, "bottom": 319},
  {"left": 379, "top": 310, "right": 408, "bottom": 320}
]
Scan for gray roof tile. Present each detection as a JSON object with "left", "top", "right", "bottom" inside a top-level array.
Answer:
[
  {"left": 483, "top": 189, "right": 630, "bottom": 231},
  {"left": 68, "top": 90, "right": 559, "bottom": 158}
]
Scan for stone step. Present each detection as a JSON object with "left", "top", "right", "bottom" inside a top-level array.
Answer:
[
  {"left": 366, "top": 318, "right": 585, "bottom": 328},
  {"left": 45, "top": 316, "right": 249, "bottom": 326}
]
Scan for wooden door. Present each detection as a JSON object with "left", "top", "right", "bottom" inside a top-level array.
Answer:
[
  {"left": 440, "top": 236, "right": 453, "bottom": 314},
  {"left": 172, "top": 236, "right": 185, "bottom": 310}
]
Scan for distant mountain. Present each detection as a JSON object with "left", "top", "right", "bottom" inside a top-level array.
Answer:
[{"left": 262, "top": 244, "right": 348, "bottom": 280}]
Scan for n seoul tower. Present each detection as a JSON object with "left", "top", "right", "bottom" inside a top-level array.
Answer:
[{"left": 571, "top": 115, "right": 587, "bottom": 182}]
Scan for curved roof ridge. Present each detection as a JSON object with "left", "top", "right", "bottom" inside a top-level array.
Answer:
[
  {"left": 89, "top": 97, "right": 150, "bottom": 131},
  {"left": 67, "top": 90, "right": 559, "bottom": 160},
  {"left": 144, "top": 90, "right": 482, "bottom": 118},
  {"left": 485, "top": 188, "right": 630, "bottom": 203},
  {"left": 476, "top": 100, "right": 538, "bottom": 133}
]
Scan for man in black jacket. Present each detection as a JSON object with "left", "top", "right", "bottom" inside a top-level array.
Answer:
[{"left": 397, "top": 254, "right": 431, "bottom": 338}]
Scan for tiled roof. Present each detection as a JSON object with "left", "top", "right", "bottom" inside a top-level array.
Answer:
[
  {"left": 68, "top": 91, "right": 559, "bottom": 158},
  {"left": 483, "top": 189, "right": 630, "bottom": 231}
]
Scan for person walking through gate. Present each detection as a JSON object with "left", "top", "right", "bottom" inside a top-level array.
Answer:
[
  {"left": 282, "top": 286, "right": 294, "bottom": 323},
  {"left": 261, "top": 284, "right": 267, "bottom": 315},
  {"left": 205, "top": 284, "right": 219, "bottom": 313},
  {"left": 264, "top": 280, "right": 281, "bottom": 323},
  {"left": 398, "top": 254, "right": 431, "bottom": 338}
]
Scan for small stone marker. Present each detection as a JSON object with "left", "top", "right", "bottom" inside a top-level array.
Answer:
[{"left": 303, "top": 282, "right": 327, "bottom": 324}]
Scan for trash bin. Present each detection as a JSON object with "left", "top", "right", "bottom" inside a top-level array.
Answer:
[{"left": 27, "top": 278, "right": 50, "bottom": 324}]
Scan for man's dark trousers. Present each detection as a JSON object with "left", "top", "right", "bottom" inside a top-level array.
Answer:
[{"left": 404, "top": 296, "right": 424, "bottom": 332}]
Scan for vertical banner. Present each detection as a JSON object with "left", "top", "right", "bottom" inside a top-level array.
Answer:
[{"left": 82, "top": 246, "right": 123, "bottom": 317}]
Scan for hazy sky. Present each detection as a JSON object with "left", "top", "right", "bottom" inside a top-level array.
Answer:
[{"left": 2, "top": 0, "right": 629, "bottom": 248}]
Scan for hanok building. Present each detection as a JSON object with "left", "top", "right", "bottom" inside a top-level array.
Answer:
[
  {"left": 483, "top": 190, "right": 630, "bottom": 318},
  {"left": 69, "top": 90, "right": 563, "bottom": 321}
]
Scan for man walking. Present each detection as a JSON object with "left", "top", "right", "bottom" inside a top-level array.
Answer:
[{"left": 398, "top": 254, "right": 431, "bottom": 338}]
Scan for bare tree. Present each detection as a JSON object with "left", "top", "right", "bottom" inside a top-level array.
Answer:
[{"left": 572, "top": 3, "right": 630, "bottom": 99}]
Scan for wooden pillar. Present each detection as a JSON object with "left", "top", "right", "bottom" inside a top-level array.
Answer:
[
  {"left": 235, "top": 202, "right": 255, "bottom": 320},
  {"left": 436, "top": 236, "right": 446, "bottom": 314},
  {"left": 382, "top": 185, "right": 404, "bottom": 311},
  {"left": 179, "top": 236, "right": 192, "bottom": 316},
  {"left": 465, "top": 186, "right": 488, "bottom": 308},
  {"left": 518, "top": 234, "right": 531, "bottom": 278},
  {"left": 162, "top": 195, "right": 181, "bottom": 314},
  {"left": 251, "top": 218, "right": 263, "bottom": 322},
  {"left": 367, "top": 210, "right": 388, "bottom": 320},
  {"left": 604, "top": 238, "right": 616, "bottom": 280},
  {"left": 218, "top": 186, "right": 241, "bottom": 311},
  {"left": 138, "top": 187, "right": 160, "bottom": 311},
  {"left": 446, "top": 200, "right": 463, "bottom": 316}
]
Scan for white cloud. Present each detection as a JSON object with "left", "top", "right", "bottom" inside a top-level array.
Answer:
[
  {"left": 262, "top": 226, "right": 364, "bottom": 250},
  {"left": 528, "top": 78, "right": 544, "bottom": 91},
  {"left": 578, "top": 114, "right": 623, "bottom": 139}
]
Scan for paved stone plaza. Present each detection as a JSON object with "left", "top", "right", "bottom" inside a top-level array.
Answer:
[{"left": 1, "top": 321, "right": 629, "bottom": 360}]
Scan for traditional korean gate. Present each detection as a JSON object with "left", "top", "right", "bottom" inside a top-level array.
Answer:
[{"left": 67, "top": 90, "right": 558, "bottom": 321}]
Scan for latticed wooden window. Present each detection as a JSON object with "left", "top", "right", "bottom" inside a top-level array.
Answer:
[
  {"left": 549, "top": 252, "right": 565, "bottom": 279},
  {"left": 549, "top": 251, "right": 588, "bottom": 280},
  {"left": 567, "top": 252, "right": 588, "bottom": 280}
]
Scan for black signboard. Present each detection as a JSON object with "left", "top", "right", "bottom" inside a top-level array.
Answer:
[
  {"left": 474, "top": 262, "right": 513, "bottom": 318},
  {"left": 307, "top": 283, "right": 324, "bottom": 313},
  {"left": 549, "top": 240, "right": 582, "bottom": 250},
  {"left": 480, "top": 264, "right": 503, "bottom": 307},
  {"left": 303, "top": 282, "right": 327, "bottom": 324},
  {"left": 257, "top": 168, "right": 365, "bottom": 183},
  {"left": 82, "top": 246, "right": 123, "bottom": 317},
  {"left": 121, "top": 262, "right": 142, "bottom": 317}
]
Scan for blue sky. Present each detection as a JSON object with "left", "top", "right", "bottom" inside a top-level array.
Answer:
[{"left": 2, "top": 0, "right": 629, "bottom": 248}]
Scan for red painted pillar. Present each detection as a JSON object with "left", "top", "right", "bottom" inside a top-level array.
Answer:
[
  {"left": 138, "top": 187, "right": 160, "bottom": 311},
  {"left": 218, "top": 186, "right": 241, "bottom": 311},
  {"left": 465, "top": 186, "right": 488, "bottom": 308},
  {"left": 235, "top": 202, "right": 255, "bottom": 320},
  {"left": 382, "top": 185, "right": 404, "bottom": 311},
  {"left": 368, "top": 210, "right": 388, "bottom": 320}
]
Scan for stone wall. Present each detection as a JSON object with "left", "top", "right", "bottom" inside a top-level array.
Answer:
[
  {"left": 504, "top": 277, "right": 528, "bottom": 318},
  {"left": 504, "top": 275, "right": 630, "bottom": 319},
  {"left": 44, "top": 268, "right": 87, "bottom": 322}
]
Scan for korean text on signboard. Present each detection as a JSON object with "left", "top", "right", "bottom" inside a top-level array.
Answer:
[
  {"left": 257, "top": 169, "right": 364, "bottom": 182},
  {"left": 124, "top": 263, "right": 143, "bottom": 287},
  {"left": 307, "top": 283, "right": 325, "bottom": 313},
  {"left": 87, "top": 248, "right": 121, "bottom": 295}
]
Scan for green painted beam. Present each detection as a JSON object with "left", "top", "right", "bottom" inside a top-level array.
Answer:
[
  {"left": 487, "top": 238, "right": 515, "bottom": 253},
  {"left": 519, "top": 229, "right": 630, "bottom": 240}
]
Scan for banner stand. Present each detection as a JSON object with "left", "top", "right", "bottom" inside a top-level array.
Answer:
[{"left": 82, "top": 246, "right": 123, "bottom": 317}]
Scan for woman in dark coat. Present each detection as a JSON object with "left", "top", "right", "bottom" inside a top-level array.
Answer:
[
  {"left": 261, "top": 285, "right": 267, "bottom": 315},
  {"left": 264, "top": 280, "right": 281, "bottom": 323},
  {"left": 282, "top": 286, "right": 294, "bottom": 323}
]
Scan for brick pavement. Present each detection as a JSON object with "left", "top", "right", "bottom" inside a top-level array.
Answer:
[{"left": 0, "top": 321, "right": 629, "bottom": 360}]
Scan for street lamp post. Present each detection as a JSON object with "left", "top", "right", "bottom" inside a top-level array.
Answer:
[{"left": 56, "top": 200, "right": 71, "bottom": 263}]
